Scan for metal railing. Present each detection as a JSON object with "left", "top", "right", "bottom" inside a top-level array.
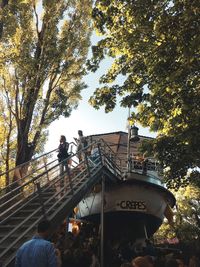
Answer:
[
  {"left": 0, "top": 142, "right": 77, "bottom": 195},
  {"left": 115, "top": 153, "right": 163, "bottom": 180},
  {"left": 0, "top": 139, "right": 122, "bottom": 219},
  {"left": 0, "top": 138, "right": 124, "bottom": 267},
  {"left": 0, "top": 137, "right": 165, "bottom": 267}
]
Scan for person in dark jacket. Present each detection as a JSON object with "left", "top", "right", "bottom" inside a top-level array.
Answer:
[
  {"left": 57, "top": 135, "right": 71, "bottom": 191},
  {"left": 58, "top": 135, "right": 69, "bottom": 171}
]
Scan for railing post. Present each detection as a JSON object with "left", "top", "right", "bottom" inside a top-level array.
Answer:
[
  {"left": 144, "top": 223, "right": 148, "bottom": 239},
  {"left": 43, "top": 158, "right": 50, "bottom": 182},
  {"left": 84, "top": 151, "right": 91, "bottom": 177},
  {"left": 100, "top": 175, "right": 105, "bottom": 267},
  {"left": 66, "top": 159, "right": 73, "bottom": 194},
  {"left": 97, "top": 142, "right": 103, "bottom": 164},
  {"left": 36, "top": 182, "right": 47, "bottom": 219}
]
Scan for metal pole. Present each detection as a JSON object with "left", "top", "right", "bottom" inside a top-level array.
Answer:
[
  {"left": 84, "top": 151, "right": 91, "bottom": 177},
  {"left": 43, "top": 158, "right": 50, "bottom": 182},
  {"left": 36, "top": 182, "right": 47, "bottom": 219},
  {"left": 97, "top": 142, "right": 103, "bottom": 164},
  {"left": 65, "top": 215, "right": 69, "bottom": 233},
  {"left": 100, "top": 175, "right": 105, "bottom": 267},
  {"left": 144, "top": 223, "right": 148, "bottom": 239},
  {"left": 127, "top": 108, "right": 131, "bottom": 172}
]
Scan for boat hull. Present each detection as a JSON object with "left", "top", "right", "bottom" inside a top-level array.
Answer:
[{"left": 77, "top": 178, "right": 175, "bottom": 240}]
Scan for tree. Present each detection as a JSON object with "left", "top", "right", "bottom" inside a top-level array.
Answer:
[
  {"left": 0, "top": 0, "right": 9, "bottom": 39},
  {"left": 0, "top": 0, "right": 92, "bottom": 178},
  {"left": 88, "top": 0, "right": 200, "bottom": 187},
  {"left": 154, "top": 184, "right": 200, "bottom": 243},
  {"left": 0, "top": 86, "right": 16, "bottom": 187}
]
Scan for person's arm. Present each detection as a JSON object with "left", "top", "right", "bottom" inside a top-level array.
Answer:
[
  {"left": 55, "top": 248, "right": 62, "bottom": 267},
  {"left": 47, "top": 243, "right": 59, "bottom": 267},
  {"left": 65, "top": 142, "right": 69, "bottom": 152},
  {"left": 15, "top": 250, "right": 21, "bottom": 267}
]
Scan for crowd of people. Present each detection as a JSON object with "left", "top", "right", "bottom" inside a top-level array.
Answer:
[{"left": 15, "top": 219, "right": 200, "bottom": 267}]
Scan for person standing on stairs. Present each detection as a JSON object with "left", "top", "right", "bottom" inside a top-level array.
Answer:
[
  {"left": 74, "top": 130, "right": 88, "bottom": 163},
  {"left": 57, "top": 135, "right": 69, "bottom": 174},
  {"left": 57, "top": 135, "right": 71, "bottom": 191},
  {"left": 15, "top": 220, "right": 61, "bottom": 267}
]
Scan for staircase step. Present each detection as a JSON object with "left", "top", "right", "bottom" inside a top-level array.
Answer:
[
  {"left": 0, "top": 216, "right": 39, "bottom": 226},
  {"left": 0, "top": 238, "right": 27, "bottom": 250},
  {"left": 0, "top": 231, "right": 31, "bottom": 238},
  {"left": 0, "top": 249, "right": 20, "bottom": 267},
  {"left": 42, "top": 193, "right": 57, "bottom": 197},
  {"left": 0, "top": 225, "right": 32, "bottom": 233},
  {"left": 1, "top": 256, "right": 15, "bottom": 267},
  {"left": 0, "top": 251, "right": 16, "bottom": 266},
  {"left": 17, "top": 207, "right": 38, "bottom": 212}
]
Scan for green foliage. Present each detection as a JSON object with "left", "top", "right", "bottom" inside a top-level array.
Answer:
[
  {"left": 89, "top": 0, "right": 200, "bottom": 187},
  {"left": 0, "top": 0, "right": 92, "bottom": 168},
  {"left": 155, "top": 185, "right": 200, "bottom": 242}
]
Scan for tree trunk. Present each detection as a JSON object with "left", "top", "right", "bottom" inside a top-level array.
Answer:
[
  {"left": 14, "top": 118, "right": 34, "bottom": 185},
  {"left": 5, "top": 127, "right": 11, "bottom": 187},
  {"left": 14, "top": 117, "right": 43, "bottom": 184},
  {"left": 0, "top": 0, "right": 9, "bottom": 39},
  {"left": 5, "top": 103, "right": 13, "bottom": 187}
]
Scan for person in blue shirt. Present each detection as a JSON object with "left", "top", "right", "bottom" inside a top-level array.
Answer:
[{"left": 15, "top": 220, "right": 60, "bottom": 267}]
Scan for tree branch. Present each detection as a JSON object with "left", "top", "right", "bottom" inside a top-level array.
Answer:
[
  {"left": 32, "top": 0, "right": 39, "bottom": 37},
  {"left": 0, "top": 0, "right": 9, "bottom": 39}
]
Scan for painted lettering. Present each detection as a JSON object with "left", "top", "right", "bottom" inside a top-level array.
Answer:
[{"left": 116, "top": 200, "right": 147, "bottom": 211}]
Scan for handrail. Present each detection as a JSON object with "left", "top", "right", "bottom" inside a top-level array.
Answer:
[
  {"left": 0, "top": 138, "right": 161, "bottom": 215},
  {"left": 0, "top": 157, "right": 58, "bottom": 197},
  {"left": 0, "top": 141, "right": 77, "bottom": 177},
  {"left": 0, "top": 142, "right": 77, "bottom": 194},
  {"left": 0, "top": 148, "right": 57, "bottom": 177},
  {"left": 98, "top": 138, "right": 123, "bottom": 168},
  {"left": 0, "top": 139, "right": 121, "bottom": 206},
  {"left": 0, "top": 138, "right": 133, "bottom": 266},
  {"left": 0, "top": 169, "right": 61, "bottom": 224},
  {"left": 0, "top": 156, "right": 67, "bottom": 204}
]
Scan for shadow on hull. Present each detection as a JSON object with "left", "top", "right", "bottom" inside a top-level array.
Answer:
[{"left": 81, "top": 211, "right": 162, "bottom": 241}]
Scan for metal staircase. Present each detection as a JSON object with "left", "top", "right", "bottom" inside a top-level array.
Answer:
[{"left": 0, "top": 140, "right": 123, "bottom": 267}]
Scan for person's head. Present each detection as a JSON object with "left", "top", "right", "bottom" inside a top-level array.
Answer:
[
  {"left": 176, "top": 258, "right": 184, "bottom": 267},
  {"left": 60, "top": 135, "right": 66, "bottom": 143},
  {"left": 144, "top": 255, "right": 154, "bottom": 266},
  {"left": 78, "top": 130, "right": 83, "bottom": 137},
  {"left": 37, "top": 220, "right": 51, "bottom": 239},
  {"left": 132, "top": 256, "right": 153, "bottom": 267}
]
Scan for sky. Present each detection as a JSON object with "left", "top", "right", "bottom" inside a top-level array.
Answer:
[
  {"left": 33, "top": 2, "right": 155, "bottom": 152},
  {"left": 45, "top": 35, "right": 156, "bottom": 151}
]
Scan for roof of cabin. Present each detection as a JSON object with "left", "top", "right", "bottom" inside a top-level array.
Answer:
[{"left": 87, "top": 131, "right": 154, "bottom": 157}]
